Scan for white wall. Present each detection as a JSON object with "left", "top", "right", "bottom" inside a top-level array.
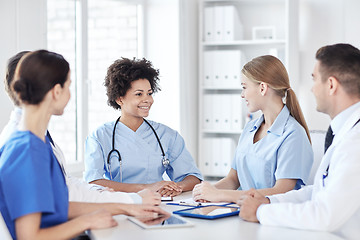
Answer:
[
  {"left": 297, "top": 0, "right": 360, "bottom": 130},
  {"left": 144, "top": 0, "right": 180, "bottom": 132},
  {"left": 0, "top": 0, "right": 47, "bottom": 129}
]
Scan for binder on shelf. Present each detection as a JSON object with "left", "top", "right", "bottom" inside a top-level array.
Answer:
[
  {"left": 212, "top": 138, "right": 222, "bottom": 175},
  {"left": 220, "top": 138, "right": 236, "bottom": 175},
  {"left": 226, "top": 50, "right": 243, "bottom": 88},
  {"left": 203, "top": 94, "right": 214, "bottom": 130},
  {"left": 212, "top": 94, "right": 222, "bottom": 130},
  {"left": 219, "top": 94, "right": 231, "bottom": 131},
  {"left": 204, "top": 50, "right": 244, "bottom": 88},
  {"left": 231, "top": 94, "right": 244, "bottom": 131},
  {"left": 203, "top": 51, "right": 214, "bottom": 87},
  {"left": 212, "top": 51, "right": 221, "bottom": 87},
  {"left": 203, "top": 6, "right": 214, "bottom": 41},
  {"left": 223, "top": 5, "right": 243, "bottom": 41},
  {"left": 201, "top": 137, "right": 214, "bottom": 176},
  {"left": 214, "top": 6, "right": 224, "bottom": 41},
  {"left": 201, "top": 137, "right": 237, "bottom": 176}
]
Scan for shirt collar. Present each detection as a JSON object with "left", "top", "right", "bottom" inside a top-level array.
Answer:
[
  {"left": 249, "top": 105, "right": 290, "bottom": 137},
  {"left": 331, "top": 101, "right": 360, "bottom": 136}
]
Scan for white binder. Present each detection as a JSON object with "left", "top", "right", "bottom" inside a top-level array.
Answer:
[
  {"left": 231, "top": 94, "right": 243, "bottom": 131},
  {"left": 212, "top": 94, "right": 222, "bottom": 131},
  {"left": 220, "top": 138, "right": 235, "bottom": 175},
  {"left": 204, "top": 6, "right": 214, "bottom": 41},
  {"left": 214, "top": 6, "right": 224, "bottom": 41},
  {"left": 203, "top": 51, "right": 214, "bottom": 87},
  {"left": 220, "top": 94, "right": 231, "bottom": 131},
  {"left": 203, "top": 94, "right": 214, "bottom": 130},
  {"left": 201, "top": 137, "right": 213, "bottom": 176},
  {"left": 223, "top": 5, "right": 243, "bottom": 41},
  {"left": 212, "top": 137, "right": 222, "bottom": 175}
]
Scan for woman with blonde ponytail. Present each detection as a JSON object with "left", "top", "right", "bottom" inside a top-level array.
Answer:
[{"left": 193, "top": 55, "right": 313, "bottom": 203}]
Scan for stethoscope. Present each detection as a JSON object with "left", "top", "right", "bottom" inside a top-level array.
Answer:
[{"left": 107, "top": 116, "right": 170, "bottom": 181}]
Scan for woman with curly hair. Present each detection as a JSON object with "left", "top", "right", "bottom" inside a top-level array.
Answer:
[{"left": 84, "top": 58, "right": 202, "bottom": 197}]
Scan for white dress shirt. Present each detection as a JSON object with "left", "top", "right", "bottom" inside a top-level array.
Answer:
[
  {"left": 0, "top": 107, "right": 140, "bottom": 204},
  {"left": 257, "top": 102, "right": 360, "bottom": 239}
]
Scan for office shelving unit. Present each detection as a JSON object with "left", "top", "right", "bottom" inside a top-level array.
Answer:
[{"left": 198, "top": 0, "right": 299, "bottom": 178}]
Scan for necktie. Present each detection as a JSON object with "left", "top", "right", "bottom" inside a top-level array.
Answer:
[{"left": 324, "top": 126, "right": 334, "bottom": 154}]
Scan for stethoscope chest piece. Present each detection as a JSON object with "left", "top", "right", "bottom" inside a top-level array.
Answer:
[{"left": 162, "top": 157, "right": 170, "bottom": 168}]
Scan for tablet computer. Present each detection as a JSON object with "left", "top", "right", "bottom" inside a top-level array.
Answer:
[
  {"left": 173, "top": 205, "right": 240, "bottom": 219},
  {"left": 128, "top": 214, "right": 194, "bottom": 229}
]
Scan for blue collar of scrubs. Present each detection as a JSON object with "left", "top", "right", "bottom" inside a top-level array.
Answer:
[{"left": 249, "top": 105, "right": 290, "bottom": 137}]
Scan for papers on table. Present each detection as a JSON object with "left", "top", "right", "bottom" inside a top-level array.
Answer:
[{"left": 167, "top": 197, "right": 231, "bottom": 207}]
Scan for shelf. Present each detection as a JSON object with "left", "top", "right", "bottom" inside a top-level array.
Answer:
[
  {"left": 202, "top": 39, "right": 286, "bottom": 47},
  {"left": 202, "top": 86, "right": 243, "bottom": 91},
  {"left": 202, "top": 129, "right": 243, "bottom": 134}
]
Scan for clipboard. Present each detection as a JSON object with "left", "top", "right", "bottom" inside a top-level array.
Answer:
[{"left": 173, "top": 205, "right": 240, "bottom": 220}]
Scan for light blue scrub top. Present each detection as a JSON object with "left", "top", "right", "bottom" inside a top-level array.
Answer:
[
  {"left": 231, "top": 106, "right": 313, "bottom": 190},
  {"left": 84, "top": 119, "right": 202, "bottom": 184},
  {"left": 0, "top": 131, "right": 68, "bottom": 239}
]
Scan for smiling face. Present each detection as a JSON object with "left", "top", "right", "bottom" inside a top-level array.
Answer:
[
  {"left": 241, "top": 75, "right": 262, "bottom": 113},
  {"left": 116, "top": 78, "right": 154, "bottom": 119}
]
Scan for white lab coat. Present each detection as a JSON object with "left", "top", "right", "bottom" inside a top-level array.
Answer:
[
  {"left": 0, "top": 108, "right": 139, "bottom": 204},
  {"left": 257, "top": 104, "right": 360, "bottom": 239}
]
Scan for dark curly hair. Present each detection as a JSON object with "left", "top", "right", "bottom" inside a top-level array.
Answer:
[{"left": 104, "top": 57, "right": 161, "bottom": 110}]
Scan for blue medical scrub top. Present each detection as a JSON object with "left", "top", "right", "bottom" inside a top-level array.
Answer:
[
  {"left": 84, "top": 119, "right": 202, "bottom": 184},
  {"left": 231, "top": 106, "right": 313, "bottom": 190},
  {"left": 0, "top": 131, "right": 68, "bottom": 239}
]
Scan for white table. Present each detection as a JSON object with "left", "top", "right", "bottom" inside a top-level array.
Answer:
[{"left": 89, "top": 192, "right": 345, "bottom": 240}]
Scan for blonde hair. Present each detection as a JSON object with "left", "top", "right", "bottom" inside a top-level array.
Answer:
[{"left": 242, "top": 55, "right": 311, "bottom": 143}]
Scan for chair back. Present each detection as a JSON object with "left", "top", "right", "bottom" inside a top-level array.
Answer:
[{"left": 308, "top": 130, "right": 326, "bottom": 185}]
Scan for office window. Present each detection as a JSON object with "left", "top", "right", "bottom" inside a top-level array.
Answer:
[
  {"left": 47, "top": 0, "right": 142, "bottom": 165},
  {"left": 87, "top": 0, "right": 139, "bottom": 131},
  {"left": 47, "top": 0, "right": 77, "bottom": 163}
]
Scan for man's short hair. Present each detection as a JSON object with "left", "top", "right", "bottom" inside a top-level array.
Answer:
[{"left": 316, "top": 43, "right": 360, "bottom": 97}]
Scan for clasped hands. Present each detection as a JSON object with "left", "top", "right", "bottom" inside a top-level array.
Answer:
[
  {"left": 236, "top": 188, "right": 270, "bottom": 223},
  {"left": 148, "top": 180, "right": 183, "bottom": 197}
]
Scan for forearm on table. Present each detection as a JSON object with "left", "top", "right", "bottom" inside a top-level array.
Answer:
[
  {"left": 256, "top": 179, "right": 297, "bottom": 197},
  {"left": 90, "top": 179, "right": 145, "bottom": 193},
  {"left": 217, "top": 189, "right": 245, "bottom": 202},
  {"left": 68, "top": 202, "right": 127, "bottom": 218},
  {"left": 177, "top": 175, "right": 201, "bottom": 192},
  {"left": 214, "top": 177, "right": 240, "bottom": 190}
]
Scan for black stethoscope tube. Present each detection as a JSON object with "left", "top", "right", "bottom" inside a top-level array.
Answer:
[{"left": 107, "top": 117, "right": 170, "bottom": 180}]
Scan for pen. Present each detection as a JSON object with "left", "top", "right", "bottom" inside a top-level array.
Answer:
[{"left": 179, "top": 201, "right": 202, "bottom": 206}]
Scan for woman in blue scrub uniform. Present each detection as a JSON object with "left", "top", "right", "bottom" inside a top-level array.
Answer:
[
  {"left": 84, "top": 58, "right": 202, "bottom": 197},
  {"left": 193, "top": 55, "right": 314, "bottom": 203},
  {"left": 0, "top": 50, "right": 166, "bottom": 240}
]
